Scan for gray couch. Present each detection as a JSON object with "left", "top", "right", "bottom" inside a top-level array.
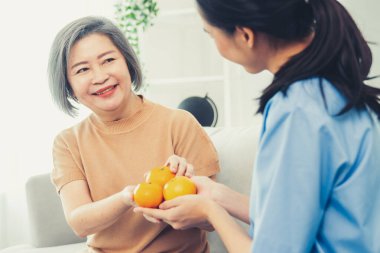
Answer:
[{"left": 1, "top": 126, "right": 259, "bottom": 253}]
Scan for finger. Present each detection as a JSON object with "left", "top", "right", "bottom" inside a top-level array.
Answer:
[
  {"left": 126, "top": 185, "right": 137, "bottom": 192},
  {"left": 122, "top": 186, "right": 136, "bottom": 205},
  {"left": 159, "top": 196, "right": 188, "bottom": 210},
  {"left": 185, "top": 164, "right": 194, "bottom": 178},
  {"left": 159, "top": 200, "right": 175, "bottom": 210},
  {"left": 202, "top": 224, "right": 215, "bottom": 232},
  {"left": 176, "top": 158, "right": 187, "bottom": 176},
  {"left": 130, "top": 200, "right": 138, "bottom": 208},
  {"left": 169, "top": 163, "right": 178, "bottom": 174},
  {"left": 134, "top": 207, "right": 167, "bottom": 220},
  {"left": 165, "top": 155, "right": 179, "bottom": 166},
  {"left": 143, "top": 214, "right": 161, "bottom": 224},
  {"left": 143, "top": 172, "right": 148, "bottom": 181},
  {"left": 165, "top": 155, "right": 179, "bottom": 173}
]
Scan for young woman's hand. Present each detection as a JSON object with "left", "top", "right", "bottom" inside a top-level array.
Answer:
[
  {"left": 165, "top": 155, "right": 194, "bottom": 177},
  {"left": 191, "top": 176, "right": 219, "bottom": 199},
  {"left": 134, "top": 194, "right": 215, "bottom": 230},
  {"left": 134, "top": 176, "right": 218, "bottom": 231}
]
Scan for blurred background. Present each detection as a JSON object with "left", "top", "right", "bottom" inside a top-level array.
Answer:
[{"left": 0, "top": 0, "right": 379, "bottom": 249}]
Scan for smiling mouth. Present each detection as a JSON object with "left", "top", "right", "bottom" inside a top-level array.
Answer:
[{"left": 93, "top": 85, "right": 118, "bottom": 95}]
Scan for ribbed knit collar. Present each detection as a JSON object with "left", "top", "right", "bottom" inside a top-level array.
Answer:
[{"left": 88, "top": 96, "right": 156, "bottom": 134}]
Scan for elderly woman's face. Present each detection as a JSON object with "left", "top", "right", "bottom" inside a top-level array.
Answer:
[{"left": 66, "top": 33, "right": 133, "bottom": 119}]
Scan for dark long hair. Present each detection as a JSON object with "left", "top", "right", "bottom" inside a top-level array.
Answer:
[{"left": 196, "top": 0, "right": 380, "bottom": 118}]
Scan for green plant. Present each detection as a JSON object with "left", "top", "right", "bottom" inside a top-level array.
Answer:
[{"left": 115, "top": 0, "right": 159, "bottom": 56}]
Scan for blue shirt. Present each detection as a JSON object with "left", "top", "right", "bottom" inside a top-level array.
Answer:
[{"left": 249, "top": 77, "right": 380, "bottom": 253}]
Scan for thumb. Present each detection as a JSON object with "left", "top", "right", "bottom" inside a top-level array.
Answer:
[{"left": 159, "top": 198, "right": 182, "bottom": 210}]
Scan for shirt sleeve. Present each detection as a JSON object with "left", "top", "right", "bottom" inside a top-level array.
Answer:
[
  {"left": 51, "top": 131, "right": 86, "bottom": 193},
  {"left": 251, "top": 104, "right": 337, "bottom": 252},
  {"left": 171, "top": 110, "right": 220, "bottom": 177}
]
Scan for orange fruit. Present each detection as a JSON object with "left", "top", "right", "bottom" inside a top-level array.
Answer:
[
  {"left": 145, "top": 166, "right": 175, "bottom": 187},
  {"left": 163, "top": 176, "right": 197, "bottom": 201},
  {"left": 133, "top": 183, "right": 163, "bottom": 208}
]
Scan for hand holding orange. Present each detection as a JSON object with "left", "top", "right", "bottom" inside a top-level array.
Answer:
[{"left": 133, "top": 166, "right": 197, "bottom": 208}]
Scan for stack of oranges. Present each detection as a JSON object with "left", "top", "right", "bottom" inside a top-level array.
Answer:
[{"left": 133, "top": 166, "right": 197, "bottom": 208}]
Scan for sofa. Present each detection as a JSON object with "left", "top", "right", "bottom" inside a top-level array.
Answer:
[{"left": 1, "top": 126, "right": 260, "bottom": 253}]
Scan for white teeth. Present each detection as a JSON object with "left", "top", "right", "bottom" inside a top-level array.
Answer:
[{"left": 96, "top": 86, "right": 114, "bottom": 95}]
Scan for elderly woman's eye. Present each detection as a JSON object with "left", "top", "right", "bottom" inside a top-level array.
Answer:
[
  {"left": 76, "top": 67, "right": 89, "bottom": 74},
  {"left": 104, "top": 58, "right": 115, "bottom": 64}
]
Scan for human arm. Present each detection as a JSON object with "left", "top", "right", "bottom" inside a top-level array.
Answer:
[
  {"left": 207, "top": 200, "right": 252, "bottom": 253},
  {"left": 135, "top": 175, "right": 250, "bottom": 233},
  {"left": 248, "top": 94, "right": 339, "bottom": 252},
  {"left": 192, "top": 176, "right": 250, "bottom": 223},
  {"left": 134, "top": 195, "right": 252, "bottom": 253},
  {"left": 59, "top": 180, "right": 134, "bottom": 237},
  {"left": 52, "top": 132, "right": 136, "bottom": 237}
]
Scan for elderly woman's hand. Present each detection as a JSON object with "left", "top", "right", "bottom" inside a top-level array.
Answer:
[{"left": 165, "top": 154, "right": 195, "bottom": 177}]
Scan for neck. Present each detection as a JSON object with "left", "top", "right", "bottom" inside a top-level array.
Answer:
[
  {"left": 267, "top": 34, "right": 314, "bottom": 74},
  {"left": 96, "top": 93, "right": 143, "bottom": 122}
]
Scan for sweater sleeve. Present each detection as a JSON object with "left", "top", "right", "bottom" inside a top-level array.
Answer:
[
  {"left": 171, "top": 110, "right": 220, "bottom": 177},
  {"left": 51, "top": 131, "right": 86, "bottom": 193}
]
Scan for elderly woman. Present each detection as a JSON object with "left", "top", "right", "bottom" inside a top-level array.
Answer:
[{"left": 48, "top": 16, "right": 220, "bottom": 253}]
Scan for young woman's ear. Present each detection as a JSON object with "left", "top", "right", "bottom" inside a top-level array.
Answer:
[{"left": 236, "top": 27, "right": 255, "bottom": 48}]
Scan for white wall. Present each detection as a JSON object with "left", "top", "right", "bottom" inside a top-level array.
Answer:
[
  {"left": 0, "top": 0, "right": 115, "bottom": 248},
  {"left": 0, "top": 0, "right": 115, "bottom": 193},
  {"left": 0, "top": 193, "right": 6, "bottom": 249},
  {"left": 341, "top": 0, "right": 380, "bottom": 86},
  {"left": 142, "top": 0, "right": 380, "bottom": 127}
]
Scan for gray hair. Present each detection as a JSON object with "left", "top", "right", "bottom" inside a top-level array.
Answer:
[{"left": 47, "top": 16, "right": 143, "bottom": 117}]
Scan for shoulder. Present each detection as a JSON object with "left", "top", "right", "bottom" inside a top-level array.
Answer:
[
  {"left": 260, "top": 77, "right": 347, "bottom": 139},
  {"left": 146, "top": 99, "right": 206, "bottom": 137},
  {"left": 147, "top": 98, "right": 199, "bottom": 125},
  {"left": 266, "top": 77, "right": 347, "bottom": 120},
  {"left": 53, "top": 116, "right": 92, "bottom": 147}
]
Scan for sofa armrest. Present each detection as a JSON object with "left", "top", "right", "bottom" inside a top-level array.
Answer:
[
  {"left": 204, "top": 126, "right": 260, "bottom": 253},
  {"left": 25, "top": 174, "right": 86, "bottom": 247}
]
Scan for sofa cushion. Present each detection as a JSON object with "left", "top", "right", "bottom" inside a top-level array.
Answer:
[
  {"left": 205, "top": 126, "right": 259, "bottom": 194},
  {"left": 204, "top": 126, "right": 260, "bottom": 253},
  {"left": 25, "top": 174, "right": 86, "bottom": 248}
]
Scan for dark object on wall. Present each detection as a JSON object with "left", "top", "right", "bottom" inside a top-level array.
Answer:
[{"left": 178, "top": 94, "right": 218, "bottom": 127}]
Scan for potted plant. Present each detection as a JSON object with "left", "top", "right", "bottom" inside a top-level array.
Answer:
[{"left": 115, "top": 0, "right": 159, "bottom": 56}]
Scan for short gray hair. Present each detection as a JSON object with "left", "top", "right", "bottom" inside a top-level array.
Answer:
[{"left": 48, "top": 16, "right": 143, "bottom": 117}]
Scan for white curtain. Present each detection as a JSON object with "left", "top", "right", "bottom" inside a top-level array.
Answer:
[{"left": 0, "top": 0, "right": 114, "bottom": 249}]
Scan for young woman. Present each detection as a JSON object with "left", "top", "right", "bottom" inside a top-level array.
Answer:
[
  {"left": 48, "top": 16, "right": 219, "bottom": 253},
  {"left": 135, "top": 0, "right": 380, "bottom": 252}
]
